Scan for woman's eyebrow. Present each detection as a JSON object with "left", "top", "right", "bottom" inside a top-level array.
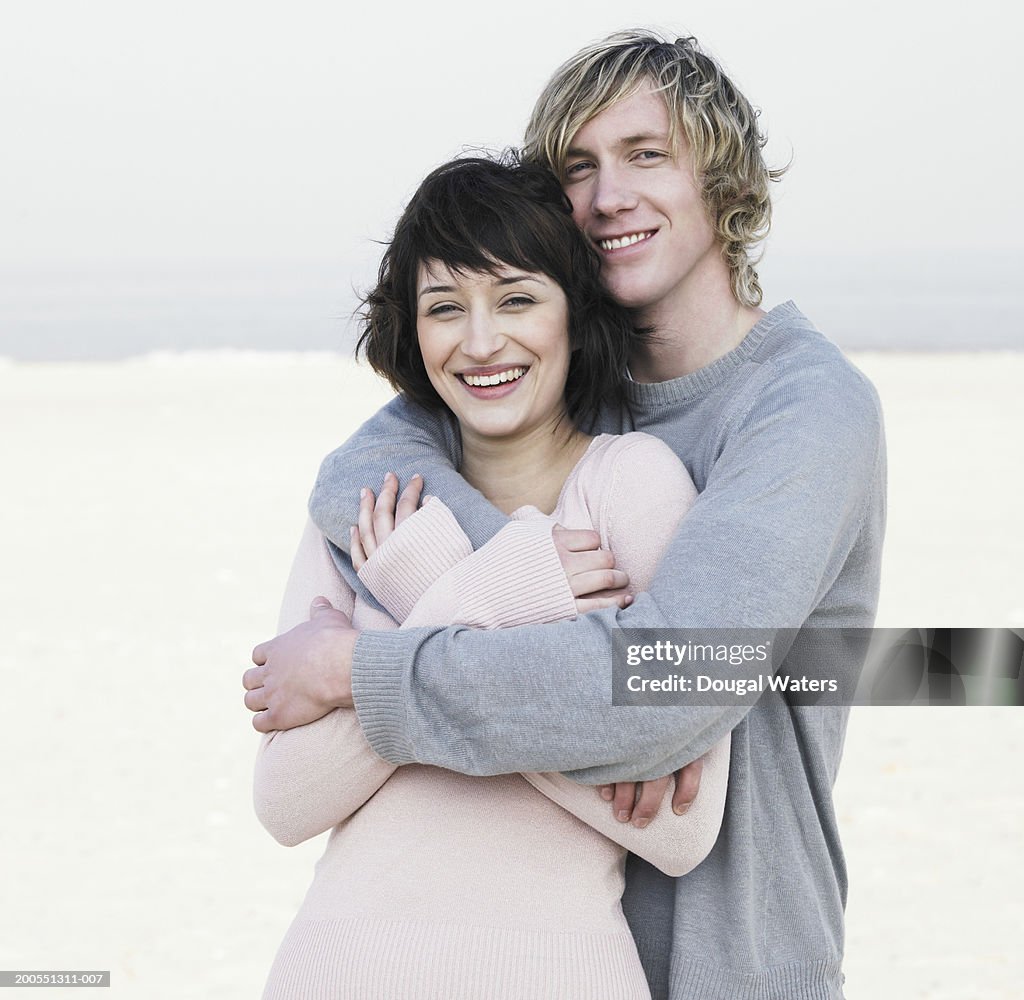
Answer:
[
  {"left": 417, "top": 275, "right": 541, "bottom": 298},
  {"left": 417, "top": 284, "right": 456, "bottom": 298},
  {"left": 495, "top": 275, "right": 541, "bottom": 286}
]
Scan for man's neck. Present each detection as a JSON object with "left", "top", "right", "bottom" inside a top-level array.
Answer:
[{"left": 629, "top": 271, "right": 766, "bottom": 383}]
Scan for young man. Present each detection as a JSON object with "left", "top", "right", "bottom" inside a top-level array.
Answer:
[{"left": 244, "top": 30, "right": 885, "bottom": 1000}]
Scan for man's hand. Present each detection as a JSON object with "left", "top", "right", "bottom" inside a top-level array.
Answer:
[
  {"left": 598, "top": 756, "right": 706, "bottom": 828},
  {"left": 243, "top": 598, "right": 358, "bottom": 732},
  {"left": 552, "top": 526, "right": 632, "bottom": 613}
]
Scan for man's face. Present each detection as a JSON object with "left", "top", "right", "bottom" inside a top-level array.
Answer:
[{"left": 562, "top": 84, "right": 719, "bottom": 320}]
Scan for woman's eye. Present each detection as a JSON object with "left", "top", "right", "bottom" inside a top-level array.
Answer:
[
  {"left": 502, "top": 296, "right": 534, "bottom": 309},
  {"left": 426, "top": 303, "right": 460, "bottom": 317}
]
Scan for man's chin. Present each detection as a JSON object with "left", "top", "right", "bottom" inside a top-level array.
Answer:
[{"left": 603, "top": 279, "right": 655, "bottom": 314}]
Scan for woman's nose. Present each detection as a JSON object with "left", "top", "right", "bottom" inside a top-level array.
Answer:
[{"left": 462, "top": 311, "right": 505, "bottom": 360}]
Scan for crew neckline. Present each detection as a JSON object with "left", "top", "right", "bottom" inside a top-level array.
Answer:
[{"left": 625, "top": 301, "right": 804, "bottom": 406}]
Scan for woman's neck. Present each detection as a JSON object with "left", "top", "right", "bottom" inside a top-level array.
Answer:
[{"left": 460, "top": 419, "right": 592, "bottom": 516}]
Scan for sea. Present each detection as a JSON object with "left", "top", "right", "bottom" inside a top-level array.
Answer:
[{"left": 1, "top": 254, "right": 1021, "bottom": 362}]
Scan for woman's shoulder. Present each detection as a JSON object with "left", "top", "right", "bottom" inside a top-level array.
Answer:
[
  {"left": 575, "top": 432, "right": 687, "bottom": 483},
  {"left": 557, "top": 432, "right": 696, "bottom": 540}
]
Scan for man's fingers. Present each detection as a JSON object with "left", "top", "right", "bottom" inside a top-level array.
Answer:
[
  {"left": 243, "top": 686, "right": 268, "bottom": 712},
  {"left": 631, "top": 775, "right": 672, "bottom": 828},
  {"left": 309, "top": 596, "right": 335, "bottom": 616},
  {"left": 672, "top": 757, "right": 705, "bottom": 815},
  {"left": 394, "top": 474, "right": 423, "bottom": 527},
  {"left": 569, "top": 568, "right": 629, "bottom": 598},
  {"left": 612, "top": 782, "right": 637, "bottom": 823},
  {"left": 250, "top": 644, "right": 268, "bottom": 667},
  {"left": 252, "top": 710, "right": 274, "bottom": 734},
  {"left": 242, "top": 665, "right": 265, "bottom": 690}
]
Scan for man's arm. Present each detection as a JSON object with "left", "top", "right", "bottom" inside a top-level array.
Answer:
[
  {"left": 346, "top": 362, "right": 885, "bottom": 783},
  {"left": 309, "top": 394, "right": 506, "bottom": 555},
  {"left": 338, "top": 432, "right": 728, "bottom": 867},
  {"left": 267, "top": 360, "right": 882, "bottom": 783}
]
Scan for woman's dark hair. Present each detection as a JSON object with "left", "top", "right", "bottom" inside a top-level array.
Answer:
[{"left": 357, "top": 150, "right": 638, "bottom": 429}]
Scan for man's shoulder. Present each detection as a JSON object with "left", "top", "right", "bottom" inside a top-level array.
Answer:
[
  {"left": 313, "top": 395, "right": 459, "bottom": 477},
  {"left": 751, "top": 301, "right": 882, "bottom": 426}
]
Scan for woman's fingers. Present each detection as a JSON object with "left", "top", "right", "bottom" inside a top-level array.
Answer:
[
  {"left": 351, "top": 525, "right": 368, "bottom": 571},
  {"left": 355, "top": 473, "right": 422, "bottom": 566},
  {"left": 568, "top": 568, "right": 630, "bottom": 598},
  {"left": 357, "top": 487, "right": 378, "bottom": 559},
  {"left": 575, "top": 592, "right": 633, "bottom": 614},
  {"left": 373, "top": 473, "right": 399, "bottom": 545},
  {"left": 394, "top": 474, "right": 423, "bottom": 527}
]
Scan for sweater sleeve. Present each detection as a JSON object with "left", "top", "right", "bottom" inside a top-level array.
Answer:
[
  {"left": 356, "top": 498, "right": 576, "bottom": 628},
  {"left": 351, "top": 363, "right": 885, "bottom": 782},
  {"left": 355, "top": 498, "right": 475, "bottom": 623},
  {"left": 252, "top": 518, "right": 398, "bottom": 847},
  {"left": 519, "top": 735, "right": 728, "bottom": 877}
]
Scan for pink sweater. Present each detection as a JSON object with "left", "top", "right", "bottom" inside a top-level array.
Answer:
[{"left": 255, "top": 433, "right": 730, "bottom": 1000}]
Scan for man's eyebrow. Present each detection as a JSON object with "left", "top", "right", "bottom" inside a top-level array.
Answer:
[{"left": 566, "top": 132, "right": 669, "bottom": 159}]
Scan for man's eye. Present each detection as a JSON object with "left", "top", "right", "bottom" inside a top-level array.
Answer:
[
  {"left": 635, "top": 150, "right": 666, "bottom": 163},
  {"left": 564, "top": 161, "right": 592, "bottom": 178}
]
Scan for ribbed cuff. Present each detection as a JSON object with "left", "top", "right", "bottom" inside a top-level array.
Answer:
[
  {"left": 450, "top": 519, "right": 577, "bottom": 628},
  {"left": 357, "top": 499, "right": 472, "bottom": 623},
  {"left": 668, "top": 958, "right": 845, "bottom": 1000},
  {"left": 350, "top": 628, "right": 427, "bottom": 765}
]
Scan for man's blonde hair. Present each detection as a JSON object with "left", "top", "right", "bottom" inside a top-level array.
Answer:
[{"left": 524, "top": 30, "right": 785, "bottom": 307}]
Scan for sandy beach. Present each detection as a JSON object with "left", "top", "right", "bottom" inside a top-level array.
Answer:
[{"left": 1, "top": 349, "right": 1021, "bottom": 999}]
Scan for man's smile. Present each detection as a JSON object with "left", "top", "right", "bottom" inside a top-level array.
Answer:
[{"left": 596, "top": 230, "right": 656, "bottom": 252}]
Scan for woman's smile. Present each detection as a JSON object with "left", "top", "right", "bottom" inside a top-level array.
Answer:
[
  {"left": 457, "top": 365, "right": 530, "bottom": 393},
  {"left": 417, "top": 261, "right": 571, "bottom": 445}
]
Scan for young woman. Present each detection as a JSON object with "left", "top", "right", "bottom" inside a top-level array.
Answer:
[{"left": 254, "top": 155, "right": 730, "bottom": 1000}]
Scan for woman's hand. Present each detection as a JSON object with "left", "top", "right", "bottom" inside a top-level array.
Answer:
[{"left": 351, "top": 472, "right": 424, "bottom": 571}]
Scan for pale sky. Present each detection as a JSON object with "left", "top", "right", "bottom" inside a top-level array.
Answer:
[{"left": 1, "top": 0, "right": 1021, "bottom": 353}]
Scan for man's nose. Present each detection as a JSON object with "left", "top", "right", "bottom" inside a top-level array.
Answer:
[{"left": 591, "top": 165, "right": 638, "bottom": 217}]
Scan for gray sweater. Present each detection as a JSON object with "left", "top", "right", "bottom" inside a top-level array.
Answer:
[{"left": 309, "top": 301, "right": 887, "bottom": 1000}]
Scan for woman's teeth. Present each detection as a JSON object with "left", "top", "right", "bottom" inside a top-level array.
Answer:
[{"left": 461, "top": 367, "right": 527, "bottom": 387}]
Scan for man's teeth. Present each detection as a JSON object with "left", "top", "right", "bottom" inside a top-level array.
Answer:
[
  {"left": 462, "top": 367, "right": 527, "bottom": 387},
  {"left": 599, "top": 231, "right": 654, "bottom": 251}
]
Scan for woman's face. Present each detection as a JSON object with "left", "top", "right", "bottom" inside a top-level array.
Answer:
[{"left": 416, "top": 260, "right": 572, "bottom": 444}]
